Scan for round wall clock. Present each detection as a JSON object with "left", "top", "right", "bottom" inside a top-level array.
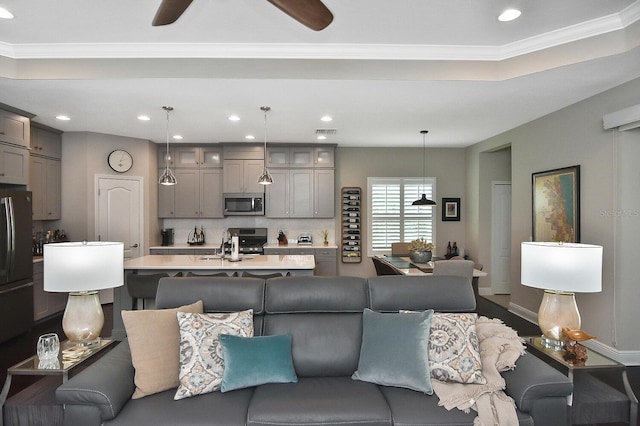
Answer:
[{"left": 108, "top": 149, "right": 133, "bottom": 173}]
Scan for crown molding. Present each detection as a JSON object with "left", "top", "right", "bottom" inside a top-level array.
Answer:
[{"left": 0, "top": 3, "right": 638, "bottom": 62}]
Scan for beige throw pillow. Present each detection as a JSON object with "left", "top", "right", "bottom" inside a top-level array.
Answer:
[{"left": 122, "top": 300, "right": 204, "bottom": 399}]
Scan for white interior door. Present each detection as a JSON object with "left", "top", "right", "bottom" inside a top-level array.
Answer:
[
  {"left": 491, "top": 181, "right": 511, "bottom": 294},
  {"left": 96, "top": 176, "right": 143, "bottom": 260}
]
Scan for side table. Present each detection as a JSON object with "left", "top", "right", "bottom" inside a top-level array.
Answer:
[
  {"left": 524, "top": 336, "right": 638, "bottom": 425},
  {"left": 0, "top": 338, "right": 116, "bottom": 426}
]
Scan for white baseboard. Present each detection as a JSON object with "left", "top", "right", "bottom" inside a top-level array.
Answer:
[{"left": 508, "top": 302, "right": 640, "bottom": 366}]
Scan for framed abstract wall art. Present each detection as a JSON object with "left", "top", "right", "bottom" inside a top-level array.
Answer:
[
  {"left": 442, "top": 198, "right": 461, "bottom": 222},
  {"left": 532, "top": 165, "right": 580, "bottom": 242}
]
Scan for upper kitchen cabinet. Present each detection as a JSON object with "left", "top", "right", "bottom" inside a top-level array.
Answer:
[
  {"left": 31, "top": 125, "right": 62, "bottom": 159},
  {"left": 174, "top": 146, "right": 222, "bottom": 169},
  {"left": 0, "top": 144, "right": 29, "bottom": 185},
  {"left": 0, "top": 108, "right": 30, "bottom": 148},
  {"left": 266, "top": 169, "right": 334, "bottom": 218},
  {"left": 30, "top": 157, "right": 61, "bottom": 220},
  {"left": 159, "top": 168, "right": 223, "bottom": 218},
  {"left": 222, "top": 145, "right": 265, "bottom": 194},
  {"left": 29, "top": 124, "right": 62, "bottom": 220},
  {"left": 266, "top": 146, "right": 314, "bottom": 168},
  {"left": 314, "top": 146, "right": 334, "bottom": 168}
]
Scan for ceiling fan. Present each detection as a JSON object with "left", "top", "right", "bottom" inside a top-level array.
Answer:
[{"left": 153, "top": 0, "right": 334, "bottom": 31}]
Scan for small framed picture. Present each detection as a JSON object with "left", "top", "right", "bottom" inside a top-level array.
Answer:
[{"left": 442, "top": 198, "right": 461, "bottom": 221}]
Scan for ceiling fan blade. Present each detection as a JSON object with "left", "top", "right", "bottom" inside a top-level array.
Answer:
[
  {"left": 267, "top": 0, "right": 333, "bottom": 31},
  {"left": 152, "top": 0, "right": 194, "bottom": 26}
]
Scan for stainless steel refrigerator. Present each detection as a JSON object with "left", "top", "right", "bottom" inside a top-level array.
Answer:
[{"left": 0, "top": 189, "right": 33, "bottom": 344}]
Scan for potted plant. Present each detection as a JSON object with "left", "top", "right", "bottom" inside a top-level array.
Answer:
[
  {"left": 408, "top": 238, "right": 435, "bottom": 263},
  {"left": 321, "top": 229, "right": 329, "bottom": 245}
]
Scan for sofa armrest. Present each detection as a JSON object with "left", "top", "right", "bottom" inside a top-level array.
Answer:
[
  {"left": 56, "top": 340, "right": 135, "bottom": 426},
  {"left": 503, "top": 352, "right": 573, "bottom": 425}
]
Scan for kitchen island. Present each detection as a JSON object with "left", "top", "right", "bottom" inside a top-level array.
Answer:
[{"left": 111, "top": 254, "right": 315, "bottom": 339}]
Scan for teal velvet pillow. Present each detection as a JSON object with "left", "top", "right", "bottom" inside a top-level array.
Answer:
[
  {"left": 352, "top": 308, "right": 433, "bottom": 394},
  {"left": 219, "top": 334, "right": 298, "bottom": 392}
]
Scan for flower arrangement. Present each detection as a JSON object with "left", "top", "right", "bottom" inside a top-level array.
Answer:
[{"left": 408, "top": 238, "right": 435, "bottom": 252}]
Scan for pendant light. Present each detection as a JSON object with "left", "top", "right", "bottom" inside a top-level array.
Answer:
[
  {"left": 257, "top": 106, "right": 273, "bottom": 185},
  {"left": 158, "top": 106, "right": 177, "bottom": 186},
  {"left": 412, "top": 130, "right": 436, "bottom": 206}
]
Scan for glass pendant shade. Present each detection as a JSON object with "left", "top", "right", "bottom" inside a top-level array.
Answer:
[
  {"left": 158, "top": 105, "right": 177, "bottom": 186},
  {"left": 258, "top": 106, "right": 273, "bottom": 185}
]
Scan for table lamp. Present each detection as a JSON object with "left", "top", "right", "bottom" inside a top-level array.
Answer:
[
  {"left": 521, "top": 242, "right": 603, "bottom": 350},
  {"left": 44, "top": 241, "right": 124, "bottom": 347}
]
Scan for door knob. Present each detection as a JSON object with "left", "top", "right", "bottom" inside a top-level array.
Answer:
[{"left": 130, "top": 243, "right": 139, "bottom": 248}]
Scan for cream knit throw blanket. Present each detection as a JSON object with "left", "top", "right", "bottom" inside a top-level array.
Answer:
[{"left": 432, "top": 316, "right": 526, "bottom": 426}]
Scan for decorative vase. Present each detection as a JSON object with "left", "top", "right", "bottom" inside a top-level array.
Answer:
[{"left": 409, "top": 250, "right": 432, "bottom": 263}]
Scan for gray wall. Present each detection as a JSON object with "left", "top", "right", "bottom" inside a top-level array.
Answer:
[
  {"left": 335, "top": 147, "right": 467, "bottom": 277},
  {"left": 466, "top": 76, "right": 640, "bottom": 360}
]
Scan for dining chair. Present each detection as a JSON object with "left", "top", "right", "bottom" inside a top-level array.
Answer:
[
  {"left": 432, "top": 259, "right": 474, "bottom": 279},
  {"left": 126, "top": 272, "right": 169, "bottom": 310},
  {"left": 372, "top": 256, "right": 403, "bottom": 276},
  {"left": 391, "top": 242, "right": 411, "bottom": 256}
]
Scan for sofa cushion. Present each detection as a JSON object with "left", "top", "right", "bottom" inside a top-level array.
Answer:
[
  {"left": 367, "top": 275, "right": 476, "bottom": 312},
  {"left": 220, "top": 334, "right": 298, "bottom": 392},
  {"left": 175, "top": 310, "right": 254, "bottom": 400},
  {"left": 352, "top": 308, "right": 434, "bottom": 394},
  {"left": 379, "top": 385, "right": 534, "bottom": 426},
  {"left": 121, "top": 300, "right": 204, "bottom": 399},
  {"left": 106, "top": 386, "right": 255, "bottom": 426},
  {"left": 247, "top": 377, "right": 392, "bottom": 426}
]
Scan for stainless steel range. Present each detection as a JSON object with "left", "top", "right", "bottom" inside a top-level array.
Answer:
[{"left": 227, "top": 227, "right": 267, "bottom": 254}]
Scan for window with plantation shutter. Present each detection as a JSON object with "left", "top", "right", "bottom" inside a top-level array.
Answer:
[{"left": 367, "top": 177, "right": 436, "bottom": 257}]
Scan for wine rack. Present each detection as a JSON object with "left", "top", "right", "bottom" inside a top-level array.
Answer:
[{"left": 341, "top": 187, "right": 361, "bottom": 263}]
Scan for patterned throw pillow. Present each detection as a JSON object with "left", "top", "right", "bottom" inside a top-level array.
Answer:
[
  {"left": 174, "top": 310, "right": 254, "bottom": 400},
  {"left": 429, "top": 312, "right": 485, "bottom": 384}
]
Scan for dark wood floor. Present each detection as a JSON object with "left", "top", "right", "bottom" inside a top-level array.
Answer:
[{"left": 1, "top": 298, "right": 637, "bottom": 425}]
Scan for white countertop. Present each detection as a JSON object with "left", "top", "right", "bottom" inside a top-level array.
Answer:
[
  {"left": 263, "top": 243, "right": 338, "bottom": 249},
  {"left": 124, "top": 254, "right": 316, "bottom": 271}
]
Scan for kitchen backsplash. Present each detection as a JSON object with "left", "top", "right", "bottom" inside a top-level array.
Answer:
[{"left": 161, "top": 218, "right": 336, "bottom": 246}]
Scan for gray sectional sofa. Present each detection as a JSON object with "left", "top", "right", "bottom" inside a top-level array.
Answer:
[{"left": 56, "top": 275, "right": 573, "bottom": 426}]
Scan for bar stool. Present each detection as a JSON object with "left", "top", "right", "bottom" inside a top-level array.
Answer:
[
  {"left": 241, "top": 272, "right": 289, "bottom": 279},
  {"left": 126, "top": 272, "right": 169, "bottom": 310},
  {"left": 186, "top": 271, "right": 237, "bottom": 277}
]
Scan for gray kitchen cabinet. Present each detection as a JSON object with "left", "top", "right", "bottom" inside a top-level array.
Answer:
[
  {"left": 31, "top": 125, "right": 62, "bottom": 159},
  {"left": 266, "top": 168, "right": 333, "bottom": 219},
  {"left": 315, "top": 247, "right": 338, "bottom": 276},
  {"left": 0, "top": 143, "right": 29, "bottom": 185},
  {"left": 266, "top": 146, "right": 314, "bottom": 168},
  {"left": 263, "top": 247, "right": 290, "bottom": 255},
  {"left": 314, "top": 146, "right": 335, "bottom": 168},
  {"left": 174, "top": 146, "right": 222, "bottom": 169},
  {"left": 170, "top": 168, "right": 223, "bottom": 218},
  {"left": 149, "top": 248, "right": 168, "bottom": 255},
  {"left": 158, "top": 170, "right": 175, "bottom": 217},
  {"left": 33, "top": 261, "right": 67, "bottom": 321},
  {"left": 30, "top": 156, "right": 61, "bottom": 220},
  {"left": 265, "top": 169, "right": 314, "bottom": 218},
  {"left": 314, "top": 169, "right": 334, "bottom": 218},
  {"left": 222, "top": 159, "right": 265, "bottom": 194},
  {"left": 0, "top": 109, "right": 30, "bottom": 148},
  {"left": 29, "top": 125, "right": 62, "bottom": 220}
]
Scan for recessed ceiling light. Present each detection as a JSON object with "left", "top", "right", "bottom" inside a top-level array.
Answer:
[
  {"left": 0, "top": 7, "right": 14, "bottom": 19},
  {"left": 173, "top": 135, "right": 183, "bottom": 140},
  {"left": 228, "top": 115, "right": 240, "bottom": 121},
  {"left": 320, "top": 116, "right": 333, "bottom": 122},
  {"left": 245, "top": 135, "right": 255, "bottom": 140},
  {"left": 137, "top": 115, "right": 151, "bottom": 121},
  {"left": 56, "top": 115, "right": 70, "bottom": 121},
  {"left": 317, "top": 135, "right": 327, "bottom": 140},
  {"left": 498, "top": 9, "right": 521, "bottom": 22}
]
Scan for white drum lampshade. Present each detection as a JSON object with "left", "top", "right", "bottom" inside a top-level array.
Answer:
[
  {"left": 521, "top": 242, "right": 603, "bottom": 350},
  {"left": 44, "top": 241, "right": 124, "bottom": 347}
]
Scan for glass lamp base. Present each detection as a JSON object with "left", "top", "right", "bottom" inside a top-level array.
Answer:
[
  {"left": 537, "top": 290, "right": 581, "bottom": 351},
  {"left": 62, "top": 291, "right": 104, "bottom": 348}
]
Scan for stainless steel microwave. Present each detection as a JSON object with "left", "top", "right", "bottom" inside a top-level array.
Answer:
[{"left": 224, "top": 193, "right": 265, "bottom": 216}]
